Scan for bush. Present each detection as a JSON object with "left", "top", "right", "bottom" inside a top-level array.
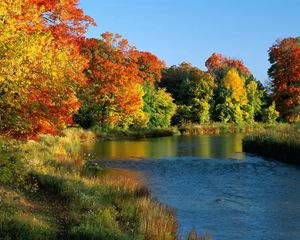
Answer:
[
  {"left": 0, "top": 217, "right": 57, "bottom": 240},
  {"left": 0, "top": 140, "right": 36, "bottom": 191}
]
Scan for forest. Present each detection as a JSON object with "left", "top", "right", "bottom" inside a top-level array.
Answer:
[
  {"left": 0, "top": 0, "right": 299, "bottom": 141},
  {"left": 0, "top": 0, "right": 299, "bottom": 239}
]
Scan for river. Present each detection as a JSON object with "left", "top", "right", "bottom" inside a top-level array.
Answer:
[{"left": 87, "top": 134, "right": 300, "bottom": 239}]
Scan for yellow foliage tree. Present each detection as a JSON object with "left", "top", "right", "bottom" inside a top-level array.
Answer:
[
  {"left": 223, "top": 68, "right": 248, "bottom": 106},
  {"left": 0, "top": 0, "right": 88, "bottom": 139}
]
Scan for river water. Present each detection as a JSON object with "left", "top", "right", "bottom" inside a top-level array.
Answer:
[{"left": 88, "top": 134, "right": 300, "bottom": 239}]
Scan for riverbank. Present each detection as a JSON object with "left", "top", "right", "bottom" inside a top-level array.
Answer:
[
  {"left": 0, "top": 129, "right": 178, "bottom": 240},
  {"left": 92, "top": 126, "right": 177, "bottom": 140},
  {"left": 243, "top": 124, "right": 300, "bottom": 164},
  {"left": 178, "top": 122, "right": 263, "bottom": 135},
  {"left": 1, "top": 123, "right": 297, "bottom": 239}
]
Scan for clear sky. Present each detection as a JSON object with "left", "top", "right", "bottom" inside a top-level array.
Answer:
[{"left": 79, "top": 0, "right": 299, "bottom": 84}]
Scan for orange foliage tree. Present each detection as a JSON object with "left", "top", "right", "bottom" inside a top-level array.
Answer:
[
  {"left": 75, "top": 33, "right": 175, "bottom": 129},
  {"left": 205, "top": 53, "right": 250, "bottom": 81},
  {"left": 0, "top": 0, "right": 94, "bottom": 139},
  {"left": 268, "top": 37, "right": 300, "bottom": 122},
  {"left": 75, "top": 34, "right": 145, "bottom": 129}
]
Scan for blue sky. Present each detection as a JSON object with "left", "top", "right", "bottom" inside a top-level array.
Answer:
[{"left": 79, "top": 0, "right": 299, "bottom": 84}]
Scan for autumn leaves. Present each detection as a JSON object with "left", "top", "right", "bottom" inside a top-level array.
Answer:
[
  {"left": 0, "top": 0, "right": 93, "bottom": 139},
  {"left": 0, "top": 1, "right": 174, "bottom": 139},
  {"left": 269, "top": 38, "right": 300, "bottom": 122},
  {"left": 0, "top": 1, "right": 299, "bottom": 140}
]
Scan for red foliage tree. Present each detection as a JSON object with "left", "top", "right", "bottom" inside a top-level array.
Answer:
[
  {"left": 130, "top": 50, "right": 165, "bottom": 84},
  {"left": 205, "top": 53, "right": 249, "bottom": 78},
  {"left": 268, "top": 37, "right": 300, "bottom": 122}
]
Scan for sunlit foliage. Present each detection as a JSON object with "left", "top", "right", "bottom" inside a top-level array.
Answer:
[
  {"left": 0, "top": 0, "right": 93, "bottom": 139},
  {"left": 269, "top": 37, "right": 300, "bottom": 122}
]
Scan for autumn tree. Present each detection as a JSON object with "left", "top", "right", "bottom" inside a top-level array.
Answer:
[
  {"left": 214, "top": 69, "right": 248, "bottom": 123},
  {"left": 268, "top": 37, "right": 300, "bottom": 122},
  {"left": 142, "top": 85, "right": 176, "bottom": 128},
  {"left": 0, "top": 0, "right": 93, "bottom": 139},
  {"left": 75, "top": 35, "right": 145, "bottom": 129},
  {"left": 75, "top": 33, "right": 176, "bottom": 129},
  {"left": 205, "top": 53, "right": 250, "bottom": 81},
  {"left": 204, "top": 53, "right": 265, "bottom": 123}
]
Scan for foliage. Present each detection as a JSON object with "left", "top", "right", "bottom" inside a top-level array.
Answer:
[
  {"left": 0, "top": 0, "right": 93, "bottom": 139},
  {"left": 143, "top": 85, "right": 176, "bottom": 128},
  {"left": 0, "top": 140, "right": 37, "bottom": 191},
  {"left": 214, "top": 69, "right": 247, "bottom": 123},
  {"left": 160, "top": 63, "right": 216, "bottom": 124},
  {"left": 76, "top": 33, "right": 173, "bottom": 130},
  {"left": 261, "top": 102, "right": 280, "bottom": 124},
  {"left": 245, "top": 80, "right": 264, "bottom": 122},
  {"left": 77, "top": 35, "right": 144, "bottom": 129},
  {"left": 205, "top": 52, "right": 250, "bottom": 81},
  {"left": 268, "top": 37, "right": 300, "bottom": 122}
]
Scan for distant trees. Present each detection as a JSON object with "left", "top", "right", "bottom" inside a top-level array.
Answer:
[
  {"left": 160, "top": 63, "right": 216, "bottom": 124},
  {"left": 161, "top": 54, "right": 268, "bottom": 125},
  {"left": 268, "top": 37, "right": 300, "bottom": 122}
]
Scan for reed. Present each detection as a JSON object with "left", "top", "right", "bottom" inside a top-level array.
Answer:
[{"left": 243, "top": 123, "right": 300, "bottom": 164}]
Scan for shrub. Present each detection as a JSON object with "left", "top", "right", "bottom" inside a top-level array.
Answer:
[
  {"left": 0, "top": 140, "right": 36, "bottom": 191},
  {"left": 0, "top": 217, "right": 57, "bottom": 240}
]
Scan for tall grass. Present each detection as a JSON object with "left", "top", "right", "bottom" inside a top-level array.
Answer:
[
  {"left": 243, "top": 123, "right": 300, "bottom": 164},
  {"left": 178, "top": 122, "right": 260, "bottom": 135},
  {"left": 0, "top": 128, "right": 179, "bottom": 240}
]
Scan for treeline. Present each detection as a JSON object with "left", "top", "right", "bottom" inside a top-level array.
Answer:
[
  {"left": 160, "top": 55, "right": 275, "bottom": 125},
  {"left": 0, "top": 0, "right": 299, "bottom": 140}
]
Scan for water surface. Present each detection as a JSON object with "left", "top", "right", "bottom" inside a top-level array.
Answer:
[{"left": 88, "top": 135, "right": 300, "bottom": 239}]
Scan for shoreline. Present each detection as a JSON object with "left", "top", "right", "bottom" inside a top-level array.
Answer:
[{"left": 1, "top": 124, "right": 298, "bottom": 239}]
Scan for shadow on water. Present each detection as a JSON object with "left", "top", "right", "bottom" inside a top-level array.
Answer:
[{"left": 83, "top": 134, "right": 300, "bottom": 240}]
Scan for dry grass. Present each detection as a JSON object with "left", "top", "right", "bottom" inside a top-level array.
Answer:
[{"left": 138, "top": 197, "right": 177, "bottom": 240}]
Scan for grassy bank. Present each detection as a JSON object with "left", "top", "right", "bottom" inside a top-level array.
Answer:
[
  {"left": 178, "top": 122, "right": 263, "bottom": 135},
  {"left": 0, "top": 129, "right": 178, "bottom": 240},
  {"left": 0, "top": 128, "right": 212, "bottom": 240},
  {"left": 243, "top": 124, "right": 300, "bottom": 164},
  {"left": 92, "top": 127, "right": 178, "bottom": 141}
]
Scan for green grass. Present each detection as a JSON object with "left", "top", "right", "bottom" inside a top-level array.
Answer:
[{"left": 243, "top": 123, "right": 300, "bottom": 164}]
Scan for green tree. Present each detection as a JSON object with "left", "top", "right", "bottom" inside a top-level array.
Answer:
[
  {"left": 261, "top": 102, "right": 279, "bottom": 124},
  {"left": 143, "top": 85, "right": 176, "bottom": 128},
  {"left": 244, "top": 80, "right": 264, "bottom": 123},
  {"left": 160, "top": 63, "right": 216, "bottom": 124}
]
